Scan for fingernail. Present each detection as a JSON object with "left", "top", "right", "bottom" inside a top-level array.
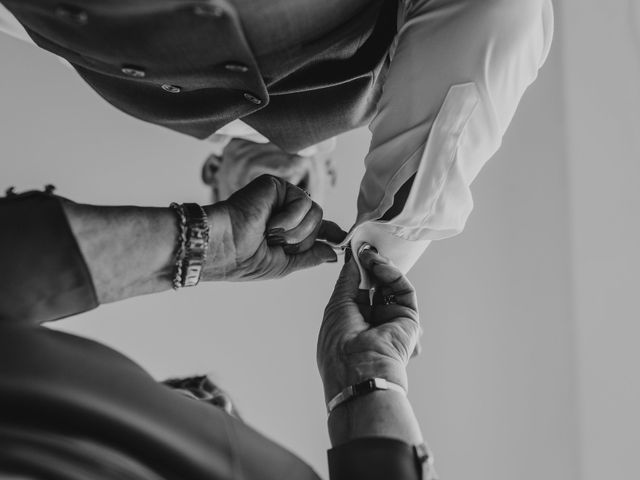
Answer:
[
  {"left": 266, "top": 228, "right": 285, "bottom": 236},
  {"left": 266, "top": 235, "right": 286, "bottom": 246},
  {"left": 283, "top": 244, "right": 300, "bottom": 255}
]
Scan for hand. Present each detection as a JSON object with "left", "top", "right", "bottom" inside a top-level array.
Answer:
[
  {"left": 317, "top": 247, "right": 422, "bottom": 402},
  {"left": 203, "top": 174, "right": 346, "bottom": 282}
]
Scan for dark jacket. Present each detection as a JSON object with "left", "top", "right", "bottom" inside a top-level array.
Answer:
[{"left": 1, "top": 0, "right": 398, "bottom": 152}]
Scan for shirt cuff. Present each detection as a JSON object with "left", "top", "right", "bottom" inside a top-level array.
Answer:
[
  {"left": 0, "top": 191, "right": 98, "bottom": 325},
  {"left": 349, "top": 221, "right": 431, "bottom": 289},
  {"left": 328, "top": 437, "right": 425, "bottom": 480}
]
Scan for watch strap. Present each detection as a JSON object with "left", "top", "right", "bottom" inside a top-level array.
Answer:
[{"left": 327, "top": 378, "right": 406, "bottom": 413}]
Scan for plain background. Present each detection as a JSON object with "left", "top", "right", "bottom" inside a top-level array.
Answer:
[{"left": 1, "top": 1, "right": 639, "bottom": 479}]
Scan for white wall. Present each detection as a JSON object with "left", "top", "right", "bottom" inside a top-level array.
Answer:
[
  {"left": 4, "top": 3, "right": 636, "bottom": 477},
  {"left": 409, "top": 10, "right": 578, "bottom": 477},
  {"left": 561, "top": 1, "right": 640, "bottom": 479}
]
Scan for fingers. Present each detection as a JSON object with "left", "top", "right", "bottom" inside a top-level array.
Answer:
[
  {"left": 266, "top": 180, "right": 315, "bottom": 234},
  {"left": 273, "top": 202, "right": 323, "bottom": 254},
  {"left": 261, "top": 177, "right": 344, "bottom": 255},
  {"left": 256, "top": 174, "right": 346, "bottom": 257},
  {"left": 285, "top": 218, "right": 347, "bottom": 255},
  {"left": 356, "top": 247, "right": 420, "bottom": 355},
  {"left": 328, "top": 254, "right": 361, "bottom": 302},
  {"left": 359, "top": 248, "right": 418, "bottom": 313},
  {"left": 317, "top": 220, "right": 348, "bottom": 244}
]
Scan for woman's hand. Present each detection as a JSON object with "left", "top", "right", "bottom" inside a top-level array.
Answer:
[
  {"left": 204, "top": 174, "right": 345, "bottom": 281},
  {"left": 317, "top": 246, "right": 422, "bottom": 402}
]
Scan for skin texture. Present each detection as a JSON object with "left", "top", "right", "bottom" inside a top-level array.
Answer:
[
  {"left": 318, "top": 248, "right": 422, "bottom": 400},
  {"left": 205, "top": 174, "right": 345, "bottom": 281},
  {"left": 318, "top": 249, "right": 424, "bottom": 447}
]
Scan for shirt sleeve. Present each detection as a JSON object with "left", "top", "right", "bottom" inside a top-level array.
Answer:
[
  {"left": 0, "top": 191, "right": 98, "bottom": 325},
  {"left": 347, "top": 0, "right": 555, "bottom": 287}
]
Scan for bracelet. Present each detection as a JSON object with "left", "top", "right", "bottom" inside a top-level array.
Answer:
[
  {"left": 170, "top": 203, "right": 188, "bottom": 289},
  {"left": 327, "top": 378, "right": 406, "bottom": 414},
  {"left": 170, "top": 202, "right": 210, "bottom": 289}
]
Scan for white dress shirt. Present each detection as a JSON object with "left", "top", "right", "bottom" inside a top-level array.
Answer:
[
  {"left": 1, "top": 0, "right": 554, "bottom": 287},
  {"left": 346, "top": 0, "right": 554, "bottom": 286}
]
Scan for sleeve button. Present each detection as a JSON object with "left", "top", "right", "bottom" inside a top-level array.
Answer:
[
  {"left": 161, "top": 84, "right": 182, "bottom": 93},
  {"left": 225, "top": 63, "right": 250, "bottom": 73},
  {"left": 121, "top": 66, "right": 146, "bottom": 78},
  {"left": 243, "top": 92, "right": 263, "bottom": 105},
  {"left": 54, "top": 5, "right": 88, "bottom": 25}
]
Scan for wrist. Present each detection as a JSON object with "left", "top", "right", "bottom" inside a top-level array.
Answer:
[
  {"left": 201, "top": 202, "right": 235, "bottom": 281},
  {"left": 327, "top": 388, "right": 423, "bottom": 447},
  {"left": 321, "top": 359, "right": 408, "bottom": 404}
]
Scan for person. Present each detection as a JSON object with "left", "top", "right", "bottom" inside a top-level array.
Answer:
[
  {"left": 0, "top": 0, "right": 555, "bottom": 286},
  {"left": 0, "top": 184, "right": 434, "bottom": 480},
  {"left": 0, "top": 177, "right": 343, "bottom": 321},
  {"left": 201, "top": 137, "right": 338, "bottom": 204}
]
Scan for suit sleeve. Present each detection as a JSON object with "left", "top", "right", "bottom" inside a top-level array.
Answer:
[
  {"left": 0, "top": 191, "right": 98, "bottom": 325},
  {"left": 328, "top": 438, "right": 432, "bottom": 480}
]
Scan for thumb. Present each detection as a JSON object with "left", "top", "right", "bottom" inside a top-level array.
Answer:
[{"left": 330, "top": 255, "right": 362, "bottom": 303}]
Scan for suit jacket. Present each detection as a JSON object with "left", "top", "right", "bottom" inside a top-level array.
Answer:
[{"left": 1, "top": 0, "right": 398, "bottom": 153}]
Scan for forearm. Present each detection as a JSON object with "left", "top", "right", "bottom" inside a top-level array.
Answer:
[
  {"left": 62, "top": 202, "right": 177, "bottom": 304},
  {"left": 326, "top": 390, "right": 430, "bottom": 480},
  {"left": 0, "top": 189, "right": 230, "bottom": 323},
  {"left": 62, "top": 201, "right": 229, "bottom": 304}
]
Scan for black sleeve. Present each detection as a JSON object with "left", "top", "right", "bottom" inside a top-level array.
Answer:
[
  {"left": 328, "top": 438, "right": 426, "bottom": 480},
  {"left": 0, "top": 190, "right": 98, "bottom": 325}
]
